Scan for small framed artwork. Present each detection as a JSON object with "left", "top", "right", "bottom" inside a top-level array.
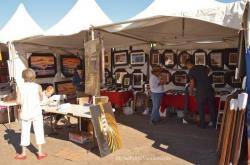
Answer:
[
  {"left": 228, "top": 52, "right": 238, "bottom": 66},
  {"left": 225, "top": 48, "right": 238, "bottom": 69},
  {"left": 130, "top": 50, "right": 145, "bottom": 65},
  {"left": 212, "top": 72, "right": 226, "bottom": 87},
  {"left": 208, "top": 50, "right": 223, "bottom": 70},
  {"left": 115, "top": 72, "right": 127, "bottom": 84},
  {"left": 163, "top": 49, "right": 176, "bottom": 68},
  {"left": 178, "top": 51, "right": 191, "bottom": 69},
  {"left": 122, "top": 74, "right": 131, "bottom": 88},
  {"left": 105, "top": 76, "right": 115, "bottom": 86},
  {"left": 226, "top": 71, "right": 242, "bottom": 88},
  {"left": 150, "top": 50, "right": 160, "bottom": 65},
  {"left": 160, "top": 69, "right": 172, "bottom": 85},
  {"left": 104, "top": 52, "right": 111, "bottom": 69},
  {"left": 113, "top": 50, "right": 128, "bottom": 66},
  {"left": 28, "top": 53, "right": 57, "bottom": 78},
  {"left": 60, "top": 55, "right": 82, "bottom": 77},
  {"left": 194, "top": 50, "right": 206, "bottom": 66},
  {"left": 54, "top": 81, "right": 76, "bottom": 99},
  {"left": 132, "top": 73, "right": 144, "bottom": 88},
  {"left": 172, "top": 71, "right": 187, "bottom": 86}
]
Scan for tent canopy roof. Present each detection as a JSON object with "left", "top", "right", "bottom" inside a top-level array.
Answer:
[
  {"left": 45, "top": 0, "right": 112, "bottom": 36},
  {"left": 0, "top": 3, "right": 44, "bottom": 43}
]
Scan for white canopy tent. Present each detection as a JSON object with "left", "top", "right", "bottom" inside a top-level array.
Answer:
[{"left": 0, "top": 3, "right": 44, "bottom": 86}]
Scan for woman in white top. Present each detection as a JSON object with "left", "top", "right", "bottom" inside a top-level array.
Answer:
[
  {"left": 15, "top": 68, "right": 47, "bottom": 160},
  {"left": 149, "top": 65, "right": 165, "bottom": 124}
]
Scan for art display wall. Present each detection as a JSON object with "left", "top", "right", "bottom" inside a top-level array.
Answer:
[{"left": 104, "top": 47, "right": 242, "bottom": 93}]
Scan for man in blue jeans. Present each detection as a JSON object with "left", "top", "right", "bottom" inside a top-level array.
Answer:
[
  {"left": 185, "top": 59, "right": 216, "bottom": 128},
  {"left": 149, "top": 65, "right": 165, "bottom": 124}
]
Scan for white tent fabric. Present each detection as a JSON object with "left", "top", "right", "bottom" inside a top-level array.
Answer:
[
  {"left": 0, "top": 3, "right": 44, "bottom": 43},
  {"left": 45, "top": 0, "right": 112, "bottom": 36}
]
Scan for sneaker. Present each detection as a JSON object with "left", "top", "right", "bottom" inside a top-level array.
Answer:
[
  {"left": 182, "top": 118, "right": 188, "bottom": 124},
  {"left": 142, "top": 108, "right": 149, "bottom": 115}
]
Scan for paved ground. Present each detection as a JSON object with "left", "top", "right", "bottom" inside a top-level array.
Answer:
[{"left": 0, "top": 111, "right": 218, "bottom": 165}]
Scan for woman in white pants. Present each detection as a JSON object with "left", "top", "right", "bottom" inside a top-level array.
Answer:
[{"left": 15, "top": 68, "right": 47, "bottom": 160}]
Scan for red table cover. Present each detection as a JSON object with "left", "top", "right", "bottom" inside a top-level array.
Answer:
[
  {"left": 100, "top": 90, "right": 133, "bottom": 109},
  {"left": 160, "top": 94, "right": 220, "bottom": 113}
]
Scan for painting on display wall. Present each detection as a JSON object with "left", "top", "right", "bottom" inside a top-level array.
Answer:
[
  {"left": 113, "top": 50, "right": 128, "bottom": 66},
  {"left": 211, "top": 72, "right": 226, "bottom": 87},
  {"left": 132, "top": 73, "right": 144, "bottom": 88},
  {"left": 55, "top": 81, "right": 76, "bottom": 100},
  {"left": 178, "top": 51, "right": 191, "bottom": 69},
  {"left": 150, "top": 50, "right": 160, "bottom": 65},
  {"left": 130, "top": 51, "right": 146, "bottom": 65},
  {"left": 60, "top": 55, "right": 82, "bottom": 77},
  {"left": 209, "top": 50, "right": 223, "bottom": 70},
  {"left": 194, "top": 50, "right": 206, "bottom": 66},
  {"left": 28, "top": 53, "right": 57, "bottom": 78}
]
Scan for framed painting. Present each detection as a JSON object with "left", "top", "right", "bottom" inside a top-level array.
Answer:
[
  {"left": 212, "top": 72, "right": 226, "bottom": 87},
  {"left": 163, "top": 49, "right": 176, "bottom": 68},
  {"left": 28, "top": 53, "right": 57, "bottom": 78},
  {"left": 132, "top": 73, "right": 144, "bottom": 88},
  {"left": 160, "top": 69, "right": 172, "bottom": 85},
  {"left": 105, "top": 76, "right": 115, "bottom": 86},
  {"left": 178, "top": 51, "right": 191, "bottom": 69},
  {"left": 130, "top": 50, "right": 146, "bottom": 66},
  {"left": 150, "top": 50, "right": 160, "bottom": 65},
  {"left": 113, "top": 50, "right": 128, "bottom": 66},
  {"left": 194, "top": 50, "right": 206, "bottom": 66},
  {"left": 54, "top": 81, "right": 76, "bottom": 99},
  {"left": 104, "top": 52, "right": 111, "bottom": 69},
  {"left": 122, "top": 74, "right": 131, "bottom": 88},
  {"left": 60, "top": 55, "right": 82, "bottom": 77},
  {"left": 114, "top": 71, "right": 127, "bottom": 84},
  {"left": 172, "top": 71, "right": 187, "bottom": 86},
  {"left": 208, "top": 50, "right": 223, "bottom": 70},
  {"left": 226, "top": 71, "right": 242, "bottom": 88},
  {"left": 225, "top": 48, "right": 238, "bottom": 69}
]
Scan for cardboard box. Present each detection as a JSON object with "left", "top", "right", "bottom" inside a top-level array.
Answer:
[{"left": 69, "top": 131, "right": 92, "bottom": 144}]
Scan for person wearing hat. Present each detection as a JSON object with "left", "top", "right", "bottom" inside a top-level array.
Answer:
[{"left": 149, "top": 65, "right": 165, "bottom": 124}]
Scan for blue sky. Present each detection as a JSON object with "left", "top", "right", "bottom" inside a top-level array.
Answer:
[{"left": 0, "top": 0, "right": 240, "bottom": 30}]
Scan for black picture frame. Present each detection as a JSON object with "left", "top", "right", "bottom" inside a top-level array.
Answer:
[
  {"left": 54, "top": 80, "right": 76, "bottom": 100},
  {"left": 178, "top": 51, "right": 191, "bottom": 69},
  {"left": 226, "top": 71, "right": 242, "bottom": 88},
  {"left": 160, "top": 69, "right": 172, "bottom": 85},
  {"left": 211, "top": 72, "right": 226, "bottom": 88},
  {"left": 60, "top": 55, "right": 83, "bottom": 77},
  {"left": 28, "top": 53, "right": 57, "bottom": 78},
  {"left": 194, "top": 49, "right": 207, "bottom": 66},
  {"left": 105, "top": 76, "right": 115, "bottom": 86},
  {"left": 162, "top": 49, "right": 176, "bottom": 68},
  {"left": 113, "top": 50, "right": 129, "bottom": 66},
  {"left": 208, "top": 50, "right": 224, "bottom": 70},
  {"left": 150, "top": 49, "right": 160, "bottom": 65},
  {"left": 114, "top": 69, "right": 128, "bottom": 85},
  {"left": 224, "top": 48, "right": 238, "bottom": 69},
  {"left": 172, "top": 71, "right": 187, "bottom": 86},
  {"left": 132, "top": 73, "right": 144, "bottom": 89},
  {"left": 122, "top": 74, "right": 132, "bottom": 88},
  {"left": 130, "top": 50, "right": 146, "bottom": 66}
]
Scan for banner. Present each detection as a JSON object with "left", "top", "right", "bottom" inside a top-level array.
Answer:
[{"left": 84, "top": 39, "right": 101, "bottom": 96}]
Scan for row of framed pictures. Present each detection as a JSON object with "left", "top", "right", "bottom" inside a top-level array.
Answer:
[
  {"left": 106, "top": 48, "right": 238, "bottom": 70},
  {"left": 105, "top": 69, "right": 242, "bottom": 89},
  {"left": 28, "top": 53, "right": 83, "bottom": 78}
]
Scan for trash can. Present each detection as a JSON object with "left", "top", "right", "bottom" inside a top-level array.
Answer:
[{"left": 0, "top": 106, "right": 15, "bottom": 124}]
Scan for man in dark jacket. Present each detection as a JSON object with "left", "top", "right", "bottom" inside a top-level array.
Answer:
[{"left": 185, "top": 59, "right": 216, "bottom": 128}]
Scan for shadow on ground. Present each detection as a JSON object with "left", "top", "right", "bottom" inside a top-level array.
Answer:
[{"left": 114, "top": 110, "right": 218, "bottom": 165}]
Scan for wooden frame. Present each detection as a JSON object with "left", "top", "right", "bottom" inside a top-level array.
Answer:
[
  {"left": 113, "top": 50, "right": 128, "bottom": 66},
  {"left": 130, "top": 50, "right": 145, "bottom": 65},
  {"left": 60, "top": 55, "right": 82, "bottom": 77},
  {"left": 132, "top": 73, "right": 144, "bottom": 88},
  {"left": 194, "top": 50, "right": 206, "bottom": 66},
  {"left": 28, "top": 53, "right": 57, "bottom": 78},
  {"left": 122, "top": 74, "right": 132, "bottom": 88}
]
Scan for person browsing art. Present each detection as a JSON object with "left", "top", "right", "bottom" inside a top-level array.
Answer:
[
  {"left": 72, "top": 68, "right": 84, "bottom": 98},
  {"left": 185, "top": 59, "right": 216, "bottom": 128}
]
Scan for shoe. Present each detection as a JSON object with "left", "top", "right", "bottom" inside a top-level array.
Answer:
[
  {"left": 182, "top": 118, "right": 188, "bottom": 124},
  {"left": 36, "top": 153, "right": 48, "bottom": 160},
  {"left": 142, "top": 109, "right": 149, "bottom": 115},
  {"left": 14, "top": 154, "right": 27, "bottom": 160}
]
